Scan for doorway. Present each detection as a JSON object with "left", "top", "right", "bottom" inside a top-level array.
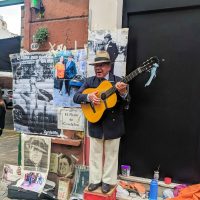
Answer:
[{"left": 121, "top": 2, "right": 200, "bottom": 183}]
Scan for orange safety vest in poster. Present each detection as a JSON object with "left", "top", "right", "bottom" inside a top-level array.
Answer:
[{"left": 55, "top": 63, "right": 65, "bottom": 79}]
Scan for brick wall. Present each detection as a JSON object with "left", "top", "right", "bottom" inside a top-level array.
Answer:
[
  {"left": 23, "top": 0, "right": 89, "bottom": 51},
  {"left": 22, "top": 0, "right": 89, "bottom": 169}
]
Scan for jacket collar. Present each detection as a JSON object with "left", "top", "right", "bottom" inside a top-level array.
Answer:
[{"left": 108, "top": 72, "right": 115, "bottom": 83}]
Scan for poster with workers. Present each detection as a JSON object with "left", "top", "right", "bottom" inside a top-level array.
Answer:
[
  {"left": 53, "top": 49, "right": 87, "bottom": 107},
  {"left": 87, "top": 28, "right": 129, "bottom": 77},
  {"left": 10, "top": 52, "right": 60, "bottom": 136}
]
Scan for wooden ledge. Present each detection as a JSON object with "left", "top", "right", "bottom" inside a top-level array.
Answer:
[
  {"left": 51, "top": 130, "right": 84, "bottom": 146},
  {"left": 119, "top": 175, "right": 179, "bottom": 189},
  {"left": 52, "top": 137, "right": 82, "bottom": 146}
]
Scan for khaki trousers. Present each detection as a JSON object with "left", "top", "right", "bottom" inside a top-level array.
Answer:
[{"left": 89, "top": 137, "right": 120, "bottom": 185}]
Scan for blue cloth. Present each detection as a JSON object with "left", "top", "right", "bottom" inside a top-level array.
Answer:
[{"left": 145, "top": 63, "right": 159, "bottom": 87}]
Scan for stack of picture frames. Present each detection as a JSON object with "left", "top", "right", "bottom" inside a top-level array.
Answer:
[
  {"left": 50, "top": 48, "right": 87, "bottom": 199},
  {"left": 8, "top": 28, "right": 128, "bottom": 199}
]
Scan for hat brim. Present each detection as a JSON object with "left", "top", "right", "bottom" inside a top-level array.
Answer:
[
  {"left": 27, "top": 144, "right": 47, "bottom": 153},
  {"left": 30, "top": 144, "right": 47, "bottom": 153},
  {"left": 89, "top": 60, "right": 111, "bottom": 65}
]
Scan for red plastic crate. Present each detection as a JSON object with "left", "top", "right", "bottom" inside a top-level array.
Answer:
[{"left": 84, "top": 186, "right": 116, "bottom": 200}]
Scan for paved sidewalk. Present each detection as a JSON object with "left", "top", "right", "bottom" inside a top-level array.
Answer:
[
  {"left": 0, "top": 130, "right": 19, "bottom": 178},
  {"left": 0, "top": 130, "right": 19, "bottom": 200}
]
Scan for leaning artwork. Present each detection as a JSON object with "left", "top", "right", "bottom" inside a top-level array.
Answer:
[
  {"left": 16, "top": 170, "right": 46, "bottom": 193},
  {"left": 21, "top": 134, "right": 51, "bottom": 173}
]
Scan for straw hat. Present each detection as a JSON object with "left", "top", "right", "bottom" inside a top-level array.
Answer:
[{"left": 89, "top": 50, "right": 111, "bottom": 65}]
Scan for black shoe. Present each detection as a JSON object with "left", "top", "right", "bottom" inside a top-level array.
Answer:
[
  {"left": 88, "top": 183, "right": 101, "bottom": 191},
  {"left": 101, "top": 183, "right": 111, "bottom": 193}
]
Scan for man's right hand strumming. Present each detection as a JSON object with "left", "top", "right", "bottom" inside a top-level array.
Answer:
[{"left": 87, "top": 91, "right": 101, "bottom": 105}]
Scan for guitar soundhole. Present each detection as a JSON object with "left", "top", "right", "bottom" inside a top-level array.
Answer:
[{"left": 101, "top": 93, "right": 107, "bottom": 100}]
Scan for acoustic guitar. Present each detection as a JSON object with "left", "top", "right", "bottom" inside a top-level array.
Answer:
[{"left": 81, "top": 57, "right": 159, "bottom": 123}]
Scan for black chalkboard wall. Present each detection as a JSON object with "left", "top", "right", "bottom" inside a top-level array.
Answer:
[{"left": 120, "top": 0, "right": 200, "bottom": 183}]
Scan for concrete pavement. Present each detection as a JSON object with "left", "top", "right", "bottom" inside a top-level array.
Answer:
[{"left": 0, "top": 108, "right": 19, "bottom": 200}]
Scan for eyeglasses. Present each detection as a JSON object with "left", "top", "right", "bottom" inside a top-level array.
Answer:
[{"left": 94, "top": 63, "right": 110, "bottom": 67}]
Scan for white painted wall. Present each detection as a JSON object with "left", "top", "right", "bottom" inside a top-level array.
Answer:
[
  {"left": 0, "top": 15, "right": 17, "bottom": 39},
  {"left": 89, "top": 0, "right": 123, "bottom": 30}
]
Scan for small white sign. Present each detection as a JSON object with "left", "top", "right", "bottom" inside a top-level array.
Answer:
[
  {"left": 30, "top": 42, "right": 40, "bottom": 51},
  {"left": 57, "top": 108, "right": 85, "bottom": 131}
]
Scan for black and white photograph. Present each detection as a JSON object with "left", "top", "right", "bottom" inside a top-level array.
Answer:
[
  {"left": 57, "top": 154, "right": 74, "bottom": 178},
  {"left": 49, "top": 153, "right": 75, "bottom": 178},
  {"left": 10, "top": 52, "right": 60, "bottom": 136},
  {"left": 87, "top": 28, "right": 129, "bottom": 77},
  {"left": 22, "top": 134, "right": 51, "bottom": 173},
  {"left": 53, "top": 49, "right": 87, "bottom": 107}
]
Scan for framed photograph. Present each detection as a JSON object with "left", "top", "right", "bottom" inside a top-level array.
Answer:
[{"left": 22, "top": 134, "right": 51, "bottom": 173}]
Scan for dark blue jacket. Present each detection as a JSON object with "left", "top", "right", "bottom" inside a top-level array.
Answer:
[
  {"left": 73, "top": 73, "right": 130, "bottom": 140},
  {"left": 65, "top": 60, "right": 77, "bottom": 79}
]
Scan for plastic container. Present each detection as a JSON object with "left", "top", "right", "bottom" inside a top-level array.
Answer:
[
  {"left": 149, "top": 179, "right": 158, "bottom": 200},
  {"left": 121, "top": 165, "right": 131, "bottom": 176},
  {"left": 164, "top": 177, "right": 172, "bottom": 184},
  {"left": 153, "top": 171, "right": 159, "bottom": 180}
]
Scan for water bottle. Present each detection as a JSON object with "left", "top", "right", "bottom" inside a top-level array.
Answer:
[{"left": 149, "top": 179, "right": 158, "bottom": 200}]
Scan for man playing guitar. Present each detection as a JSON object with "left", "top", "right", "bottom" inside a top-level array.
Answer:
[{"left": 73, "top": 50, "right": 130, "bottom": 193}]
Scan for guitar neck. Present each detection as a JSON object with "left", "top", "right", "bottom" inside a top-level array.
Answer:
[
  {"left": 122, "top": 68, "right": 141, "bottom": 83},
  {"left": 103, "top": 56, "right": 159, "bottom": 98},
  {"left": 104, "top": 68, "right": 140, "bottom": 98}
]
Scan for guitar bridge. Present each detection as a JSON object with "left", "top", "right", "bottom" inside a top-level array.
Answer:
[
  {"left": 100, "top": 92, "right": 108, "bottom": 108},
  {"left": 103, "top": 99, "right": 108, "bottom": 109}
]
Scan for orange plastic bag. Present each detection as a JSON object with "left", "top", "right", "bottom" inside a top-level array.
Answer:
[{"left": 167, "top": 184, "right": 200, "bottom": 200}]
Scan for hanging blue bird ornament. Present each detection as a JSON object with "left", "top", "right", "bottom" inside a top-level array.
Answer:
[{"left": 145, "top": 63, "right": 159, "bottom": 87}]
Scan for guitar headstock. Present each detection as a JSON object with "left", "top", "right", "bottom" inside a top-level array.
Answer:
[
  {"left": 122, "top": 56, "right": 160, "bottom": 83},
  {"left": 138, "top": 56, "right": 159, "bottom": 73}
]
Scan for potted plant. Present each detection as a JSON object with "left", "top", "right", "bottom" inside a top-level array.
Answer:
[{"left": 34, "top": 27, "right": 49, "bottom": 44}]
